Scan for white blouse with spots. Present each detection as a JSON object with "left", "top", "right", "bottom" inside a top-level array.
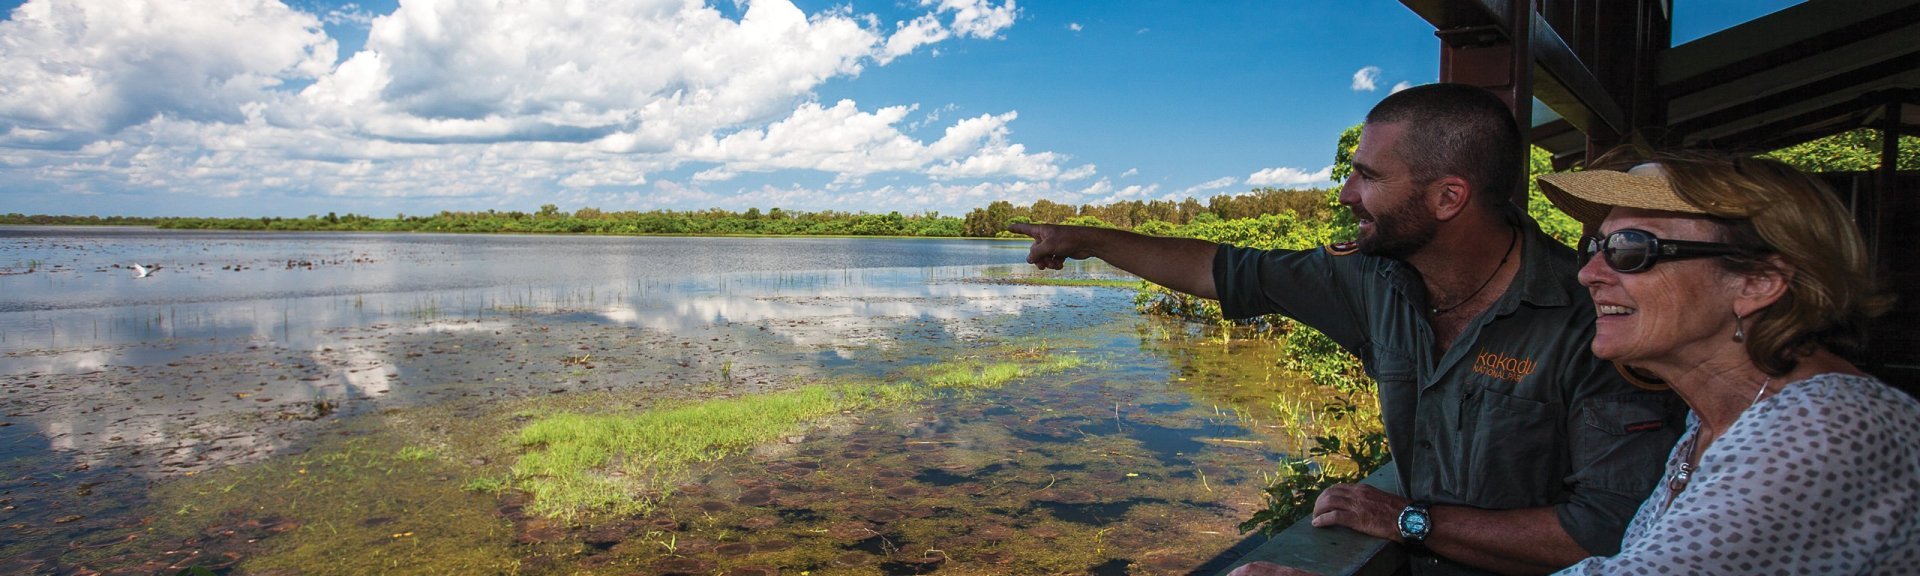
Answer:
[{"left": 1558, "top": 373, "right": 1920, "bottom": 575}]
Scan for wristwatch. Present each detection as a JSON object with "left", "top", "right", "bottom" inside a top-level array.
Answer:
[{"left": 1397, "top": 501, "right": 1432, "bottom": 547}]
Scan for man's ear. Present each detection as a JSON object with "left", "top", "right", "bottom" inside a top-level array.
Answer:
[
  {"left": 1427, "top": 175, "right": 1472, "bottom": 221},
  {"left": 1734, "top": 255, "right": 1793, "bottom": 317}
]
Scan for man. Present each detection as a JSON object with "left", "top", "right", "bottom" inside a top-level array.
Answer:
[{"left": 1010, "top": 84, "right": 1681, "bottom": 575}]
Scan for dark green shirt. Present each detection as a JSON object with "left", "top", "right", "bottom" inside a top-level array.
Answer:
[{"left": 1213, "top": 216, "right": 1684, "bottom": 575}]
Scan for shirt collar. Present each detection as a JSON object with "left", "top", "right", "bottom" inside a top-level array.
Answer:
[{"left": 1500, "top": 210, "right": 1577, "bottom": 311}]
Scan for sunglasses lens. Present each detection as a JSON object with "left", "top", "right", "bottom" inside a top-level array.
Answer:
[{"left": 1605, "top": 230, "right": 1652, "bottom": 271}]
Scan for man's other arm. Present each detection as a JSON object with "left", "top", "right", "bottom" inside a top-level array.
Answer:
[
  {"left": 1310, "top": 485, "right": 1592, "bottom": 575},
  {"left": 1007, "top": 223, "right": 1220, "bottom": 299}
]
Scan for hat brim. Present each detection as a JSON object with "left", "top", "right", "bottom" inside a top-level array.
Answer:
[{"left": 1537, "top": 166, "right": 1707, "bottom": 229}]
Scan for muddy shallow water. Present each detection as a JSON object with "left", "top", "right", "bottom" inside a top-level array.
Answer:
[{"left": 0, "top": 228, "right": 1361, "bottom": 575}]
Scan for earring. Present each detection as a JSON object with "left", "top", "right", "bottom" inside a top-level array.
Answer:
[{"left": 1732, "top": 310, "right": 1746, "bottom": 343}]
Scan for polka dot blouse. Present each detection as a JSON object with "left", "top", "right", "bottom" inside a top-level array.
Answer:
[{"left": 1559, "top": 373, "right": 1920, "bottom": 575}]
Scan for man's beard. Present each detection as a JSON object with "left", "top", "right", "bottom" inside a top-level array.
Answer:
[{"left": 1355, "top": 193, "right": 1438, "bottom": 260}]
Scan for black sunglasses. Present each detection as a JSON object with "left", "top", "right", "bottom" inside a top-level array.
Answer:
[{"left": 1580, "top": 228, "right": 1755, "bottom": 273}]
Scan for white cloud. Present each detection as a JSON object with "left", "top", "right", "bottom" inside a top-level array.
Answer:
[
  {"left": 1068, "top": 22, "right": 1083, "bottom": 32},
  {"left": 1057, "top": 164, "right": 1097, "bottom": 181},
  {"left": 320, "top": 3, "right": 377, "bottom": 27},
  {"left": 880, "top": 13, "right": 951, "bottom": 64},
  {"left": 882, "top": 0, "right": 1017, "bottom": 64},
  {"left": 1182, "top": 176, "right": 1237, "bottom": 196},
  {"left": 692, "top": 167, "right": 738, "bottom": 182},
  {"left": 300, "top": 0, "right": 881, "bottom": 145},
  {"left": 0, "top": 0, "right": 336, "bottom": 135},
  {"left": 1120, "top": 168, "right": 1138, "bottom": 178},
  {"left": 924, "top": 0, "right": 1018, "bottom": 39},
  {"left": 682, "top": 100, "right": 927, "bottom": 175},
  {"left": 907, "top": 103, "right": 959, "bottom": 132},
  {"left": 1352, "top": 66, "right": 1381, "bottom": 91},
  {"left": 1391, "top": 81, "right": 1413, "bottom": 93},
  {"left": 0, "top": 0, "right": 1073, "bottom": 214},
  {"left": 928, "top": 141, "right": 1067, "bottom": 181},
  {"left": 1246, "top": 165, "right": 1334, "bottom": 188}
]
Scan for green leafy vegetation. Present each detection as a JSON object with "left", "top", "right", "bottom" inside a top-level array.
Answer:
[{"left": 1764, "top": 128, "right": 1920, "bottom": 173}]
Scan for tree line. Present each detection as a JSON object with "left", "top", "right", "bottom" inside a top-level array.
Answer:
[
  {"left": 0, "top": 189, "right": 1342, "bottom": 239},
  {"left": 3, "top": 126, "right": 1906, "bottom": 240}
]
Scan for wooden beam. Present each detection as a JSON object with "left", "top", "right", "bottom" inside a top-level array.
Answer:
[
  {"left": 1670, "top": 51, "right": 1920, "bottom": 142},
  {"left": 1705, "top": 90, "right": 1911, "bottom": 152},
  {"left": 1531, "top": 10, "right": 1627, "bottom": 135},
  {"left": 1662, "top": 2, "right": 1920, "bottom": 98}
]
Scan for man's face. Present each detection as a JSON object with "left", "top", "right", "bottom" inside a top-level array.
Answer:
[{"left": 1338, "top": 123, "right": 1437, "bottom": 259}]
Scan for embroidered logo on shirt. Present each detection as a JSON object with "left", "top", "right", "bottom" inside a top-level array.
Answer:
[
  {"left": 1624, "top": 420, "right": 1664, "bottom": 432},
  {"left": 1472, "top": 350, "right": 1536, "bottom": 382},
  {"left": 1324, "top": 241, "right": 1360, "bottom": 256}
]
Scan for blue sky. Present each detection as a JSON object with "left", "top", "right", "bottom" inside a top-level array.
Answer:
[{"left": 0, "top": 0, "right": 1799, "bottom": 218}]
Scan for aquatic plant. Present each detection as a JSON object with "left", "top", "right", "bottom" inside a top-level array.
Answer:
[
  {"left": 919, "top": 356, "right": 1081, "bottom": 389},
  {"left": 510, "top": 381, "right": 921, "bottom": 519},
  {"left": 461, "top": 476, "right": 508, "bottom": 494},
  {"left": 914, "top": 345, "right": 1085, "bottom": 390},
  {"left": 395, "top": 446, "right": 436, "bottom": 462},
  {"left": 994, "top": 277, "right": 1141, "bottom": 289},
  {"left": 1238, "top": 395, "right": 1390, "bottom": 535}
]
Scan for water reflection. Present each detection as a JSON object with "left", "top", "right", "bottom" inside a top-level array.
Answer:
[
  {"left": 0, "top": 230, "right": 1129, "bottom": 481},
  {"left": 0, "top": 228, "right": 1311, "bottom": 575}
]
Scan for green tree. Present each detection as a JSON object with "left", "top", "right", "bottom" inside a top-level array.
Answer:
[{"left": 1765, "top": 128, "right": 1920, "bottom": 173}]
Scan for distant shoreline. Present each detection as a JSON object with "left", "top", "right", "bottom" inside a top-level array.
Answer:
[{"left": 0, "top": 222, "right": 1029, "bottom": 241}]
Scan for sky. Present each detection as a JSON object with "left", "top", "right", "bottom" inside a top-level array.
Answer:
[{"left": 0, "top": 0, "right": 1801, "bottom": 218}]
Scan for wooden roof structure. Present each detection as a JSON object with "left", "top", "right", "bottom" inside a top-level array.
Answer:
[{"left": 1398, "top": 0, "right": 1920, "bottom": 387}]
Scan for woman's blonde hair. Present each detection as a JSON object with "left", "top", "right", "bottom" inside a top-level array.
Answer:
[{"left": 1588, "top": 146, "right": 1893, "bottom": 374}]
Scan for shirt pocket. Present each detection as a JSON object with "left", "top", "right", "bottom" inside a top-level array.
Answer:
[
  {"left": 1572, "top": 392, "right": 1683, "bottom": 493},
  {"left": 1461, "top": 387, "right": 1560, "bottom": 508}
]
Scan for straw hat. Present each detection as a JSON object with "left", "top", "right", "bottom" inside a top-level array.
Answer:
[{"left": 1537, "top": 163, "right": 1708, "bottom": 227}]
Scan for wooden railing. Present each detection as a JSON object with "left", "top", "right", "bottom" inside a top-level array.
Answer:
[{"left": 1212, "top": 465, "right": 1406, "bottom": 576}]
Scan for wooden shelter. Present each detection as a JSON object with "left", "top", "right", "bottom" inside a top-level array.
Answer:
[{"left": 1400, "top": 0, "right": 1920, "bottom": 389}]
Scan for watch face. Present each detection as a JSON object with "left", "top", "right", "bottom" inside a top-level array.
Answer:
[
  {"left": 1399, "top": 505, "right": 1431, "bottom": 542},
  {"left": 1402, "top": 513, "right": 1429, "bottom": 534}
]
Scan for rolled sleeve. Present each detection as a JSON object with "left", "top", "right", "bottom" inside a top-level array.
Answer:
[
  {"left": 1554, "top": 383, "right": 1685, "bottom": 555},
  {"left": 1211, "top": 244, "right": 1372, "bottom": 350}
]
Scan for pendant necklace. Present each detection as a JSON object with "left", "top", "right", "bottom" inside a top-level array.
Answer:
[{"left": 1668, "top": 376, "right": 1773, "bottom": 494}]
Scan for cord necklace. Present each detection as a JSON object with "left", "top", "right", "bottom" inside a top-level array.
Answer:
[{"left": 1431, "top": 226, "right": 1517, "bottom": 315}]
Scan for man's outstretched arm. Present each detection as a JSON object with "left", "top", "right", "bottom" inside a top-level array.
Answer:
[{"left": 1007, "top": 222, "right": 1220, "bottom": 299}]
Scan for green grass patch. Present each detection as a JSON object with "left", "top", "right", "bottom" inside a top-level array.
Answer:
[
  {"left": 914, "top": 347, "right": 1086, "bottom": 390},
  {"left": 996, "top": 277, "right": 1141, "bottom": 289},
  {"left": 511, "top": 381, "right": 920, "bottom": 519},
  {"left": 461, "top": 475, "right": 508, "bottom": 494},
  {"left": 395, "top": 445, "right": 436, "bottom": 462}
]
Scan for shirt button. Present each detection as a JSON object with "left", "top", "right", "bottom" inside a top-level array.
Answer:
[{"left": 1418, "top": 440, "right": 1434, "bottom": 450}]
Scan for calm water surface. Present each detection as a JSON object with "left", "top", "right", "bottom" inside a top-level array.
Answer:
[
  {"left": 0, "top": 227, "right": 1335, "bottom": 575},
  {"left": 1, "top": 227, "right": 1045, "bottom": 353}
]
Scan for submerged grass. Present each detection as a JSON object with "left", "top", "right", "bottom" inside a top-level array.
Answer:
[
  {"left": 997, "top": 277, "right": 1141, "bottom": 289},
  {"left": 511, "top": 381, "right": 922, "bottom": 519},
  {"left": 149, "top": 428, "right": 520, "bottom": 574},
  {"left": 921, "top": 355, "right": 1084, "bottom": 389},
  {"left": 916, "top": 343, "right": 1087, "bottom": 390},
  {"left": 511, "top": 344, "right": 1091, "bottom": 519}
]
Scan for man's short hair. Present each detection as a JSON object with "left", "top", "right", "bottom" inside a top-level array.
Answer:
[{"left": 1365, "top": 83, "right": 1523, "bottom": 207}]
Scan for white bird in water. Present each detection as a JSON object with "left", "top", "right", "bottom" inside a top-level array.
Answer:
[{"left": 132, "top": 263, "right": 154, "bottom": 278}]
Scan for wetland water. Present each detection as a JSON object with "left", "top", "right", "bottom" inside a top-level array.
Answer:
[{"left": 0, "top": 226, "right": 1345, "bottom": 575}]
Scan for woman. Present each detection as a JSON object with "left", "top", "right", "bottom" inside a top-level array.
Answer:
[{"left": 1534, "top": 148, "right": 1920, "bottom": 574}]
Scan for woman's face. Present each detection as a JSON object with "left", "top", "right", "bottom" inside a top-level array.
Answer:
[{"left": 1579, "top": 207, "right": 1745, "bottom": 367}]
